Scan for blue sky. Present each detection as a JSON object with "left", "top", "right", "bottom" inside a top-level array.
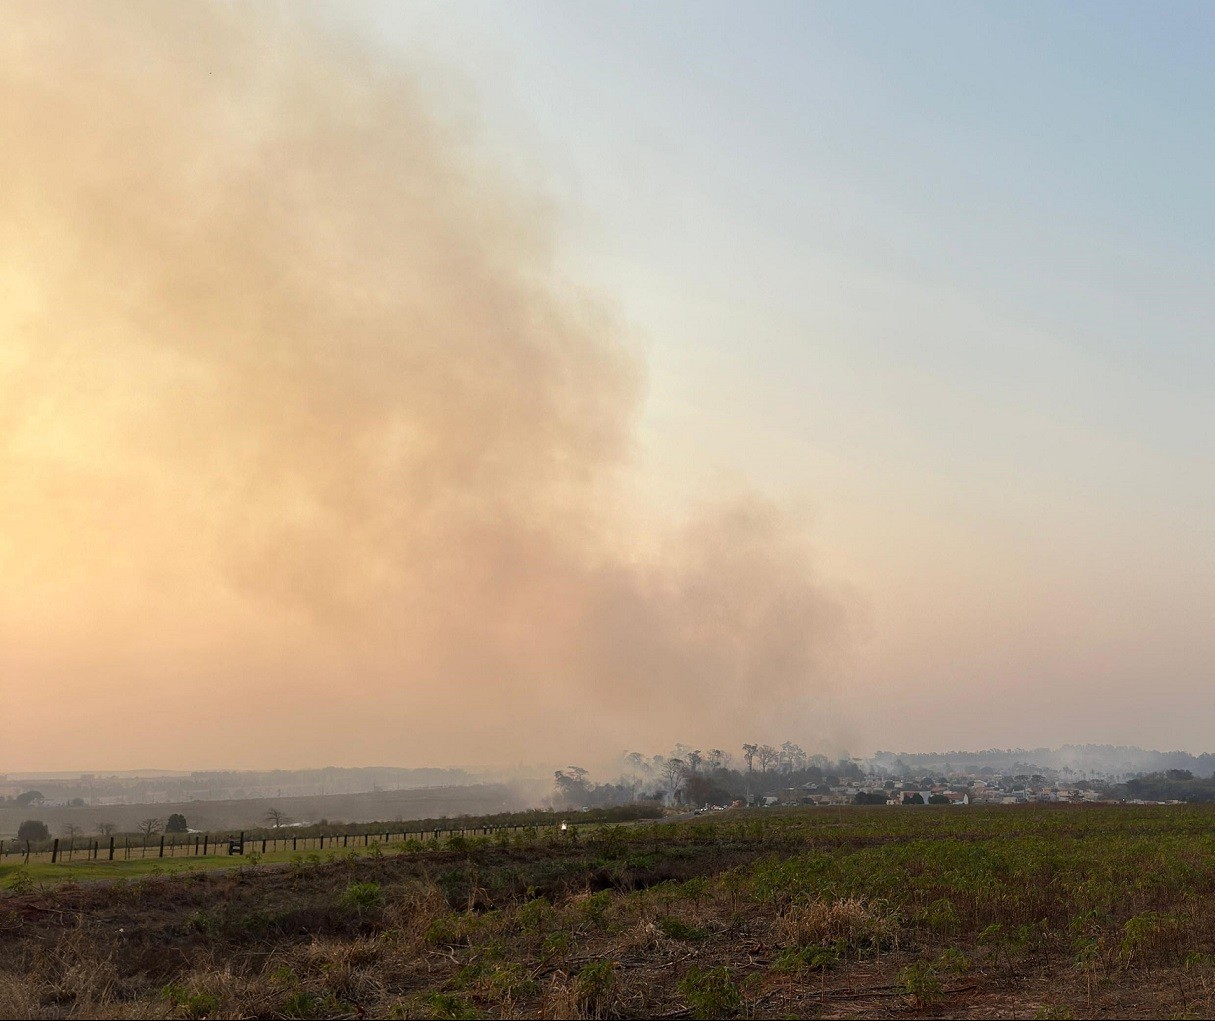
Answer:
[{"left": 341, "top": 2, "right": 1215, "bottom": 750}]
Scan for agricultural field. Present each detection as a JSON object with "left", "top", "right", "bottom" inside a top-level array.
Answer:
[
  {"left": 0, "top": 782, "right": 534, "bottom": 839},
  {"left": 4, "top": 804, "right": 1215, "bottom": 1019}
]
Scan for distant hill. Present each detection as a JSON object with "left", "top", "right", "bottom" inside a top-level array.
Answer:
[
  {"left": 0, "top": 766, "right": 477, "bottom": 808},
  {"left": 868, "top": 744, "right": 1215, "bottom": 778}
]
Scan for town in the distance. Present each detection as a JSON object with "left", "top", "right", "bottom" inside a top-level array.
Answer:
[{"left": 3, "top": 743, "right": 1210, "bottom": 844}]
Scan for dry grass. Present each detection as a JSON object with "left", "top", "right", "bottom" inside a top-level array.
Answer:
[{"left": 776, "top": 897, "right": 901, "bottom": 952}]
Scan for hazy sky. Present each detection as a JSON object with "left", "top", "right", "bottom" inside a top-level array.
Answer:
[{"left": 3, "top": 3, "right": 1214, "bottom": 770}]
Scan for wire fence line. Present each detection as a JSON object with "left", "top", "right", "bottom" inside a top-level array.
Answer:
[{"left": 0, "top": 821, "right": 560, "bottom": 866}]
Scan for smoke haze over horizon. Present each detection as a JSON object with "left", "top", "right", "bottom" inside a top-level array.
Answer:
[
  {"left": 8, "top": 5, "right": 1215, "bottom": 773},
  {"left": 0, "top": 5, "right": 852, "bottom": 772}
]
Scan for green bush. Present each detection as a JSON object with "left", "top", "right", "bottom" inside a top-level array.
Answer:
[
  {"left": 340, "top": 881, "right": 384, "bottom": 917},
  {"left": 679, "top": 966, "right": 742, "bottom": 1019}
]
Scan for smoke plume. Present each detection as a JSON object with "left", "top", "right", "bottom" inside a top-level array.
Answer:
[{"left": 0, "top": 4, "right": 848, "bottom": 769}]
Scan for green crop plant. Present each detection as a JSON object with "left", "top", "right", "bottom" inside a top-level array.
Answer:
[
  {"left": 900, "top": 961, "right": 943, "bottom": 1008},
  {"left": 679, "top": 966, "right": 743, "bottom": 1020},
  {"left": 574, "top": 960, "right": 616, "bottom": 1019}
]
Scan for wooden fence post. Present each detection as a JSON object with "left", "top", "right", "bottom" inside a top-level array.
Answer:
[
  {"left": 51, "top": 838, "right": 59, "bottom": 864},
  {"left": 159, "top": 836, "right": 165, "bottom": 858},
  {"left": 109, "top": 837, "right": 115, "bottom": 861}
]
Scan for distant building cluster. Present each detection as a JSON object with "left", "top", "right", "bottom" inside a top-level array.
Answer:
[{"left": 757, "top": 775, "right": 1140, "bottom": 809}]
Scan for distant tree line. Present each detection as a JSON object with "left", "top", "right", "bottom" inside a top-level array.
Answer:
[
  {"left": 1111, "top": 770, "right": 1215, "bottom": 803},
  {"left": 0, "top": 790, "right": 85, "bottom": 808},
  {"left": 551, "top": 742, "right": 872, "bottom": 810}
]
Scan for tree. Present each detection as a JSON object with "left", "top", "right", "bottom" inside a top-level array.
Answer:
[
  {"left": 165, "top": 813, "right": 188, "bottom": 833},
  {"left": 661, "top": 758, "right": 688, "bottom": 800},
  {"left": 757, "top": 744, "right": 779, "bottom": 774},
  {"left": 928, "top": 794, "right": 951, "bottom": 805},
  {"left": 264, "top": 807, "right": 290, "bottom": 829},
  {"left": 563, "top": 765, "right": 589, "bottom": 786},
  {"left": 62, "top": 823, "right": 83, "bottom": 842},
  {"left": 17, "top": 820, "right": 49, "bottom": 842},
  {"left": 780, "top": 741, "right": 807, "bottom": 773},
  {"left": 96, "top": 822, "right": 117, "bottom": 837},
  {"left": 15, "top": 791, "right": 44, "bottom": 808},
  {"left": 139, "top": 818, "right": 163, "bottom": 839},
  {"left": 684, "top": 774, "right": 732, "bottom": 808},
  {"left": 903, "top": 793, "right": 925, "bottom": 805},
  {"left": 686, "top": 750, "right": 702, "bottom": 775},
  {"left": 741, "top": 744, "right": 758, "bottom": 775},
  {"left": 854, "top": 791, "right": 887, "bottom": 805},
  {"left": 622, "top": 752, "right": 650, "bottom": 776},
  {"left": 553, "top": 767, "right": 592, "bottom": 808}
]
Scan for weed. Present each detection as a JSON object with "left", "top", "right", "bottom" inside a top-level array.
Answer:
[
  {"left": 6, "top": 869, "right": 33, "bottom": 894},
  {"left": 517, "top": 896, "right": 555, "bottom": 935},
  {"left": 772, "top": 943, "right": 842, "bottom": 973},
  {"left": 679, "top": 966, "right": 742, "bottom": 1019},
  {"left": 340, "top": 880, "right": 384, "bottom": 917},
  {"left": 423, "top": 991, "right": 483, "bottom": 1019},
  {"left": 937, "top": 946, "right": 973, "bottom": 974},
  {"left": 656, "top": 915, "right": 708, "bottom": 941},
  {"left": 162, "top": 983, "right": 220, "bottom": 1019},
  {"left": 578, "top": 890, "right": 613, "bottom": 930}
]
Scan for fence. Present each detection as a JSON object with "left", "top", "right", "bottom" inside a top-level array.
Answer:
[{"left": 0, "top": 822, "right": 558, "bottom": 867}]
